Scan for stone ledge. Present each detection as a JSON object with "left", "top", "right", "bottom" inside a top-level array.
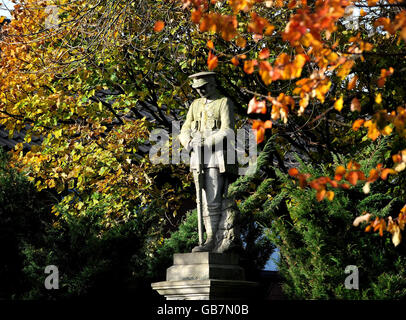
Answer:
[
  {"left": 173, "top": 252, "right": 239, "bottom": 265},
  {"left": 151, "top": 279, "right": 259, "bottom": 300},
  {"left": 167, "top": 263, "right": 244, "bottom": 281}
]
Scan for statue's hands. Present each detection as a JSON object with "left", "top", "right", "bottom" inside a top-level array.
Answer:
[{"left": 188, "top": 135, "right": 204, "bottom": 151}]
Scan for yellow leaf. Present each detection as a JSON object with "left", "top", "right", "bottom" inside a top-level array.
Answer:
[
  {"left": 48, "top": 179, "right": 56, "bottom": 188},
  {"left": 353, "top": 213, "right": 371, "bottom": 227},
  {"left": 382, "top": 125, "right": 392, "bottom": 136},
  {"left": 364, "top": 120, "right": 380, "bottom": 140},
  {"left": 375, "top": 93, "right": 382, "bottom": 104},
  {"left": 392, "top": 225, "right": 401, "bottom": 247},
  {"left": 337, "top": 60, "right": 355, "bottom": 79},
  {"left": 326, "top": 190, "right": 335, "bottom": 201},
  {"left": 54, "top": 129, "right": 62, "bottom": 138},
  {"left": 334, "top": 96, "right": 344, "bottom": 112},
  {"left": 363, "top": 182, "right": 371, "bottom": 194}
]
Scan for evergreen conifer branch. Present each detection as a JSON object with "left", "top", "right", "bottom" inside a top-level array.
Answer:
[{"left": 227, "top": 134, "right": 277, "bottom": 198}]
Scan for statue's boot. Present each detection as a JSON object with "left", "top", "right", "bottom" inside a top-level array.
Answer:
[{"left": 192, "top": 215, "right": 220, "bottom": 252}]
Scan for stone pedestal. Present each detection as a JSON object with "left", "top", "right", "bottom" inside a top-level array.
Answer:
[{"left": 151, "top": 252, "right": 258, "bottom": 300}]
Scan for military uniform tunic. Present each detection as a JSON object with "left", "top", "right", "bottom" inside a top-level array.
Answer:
[{"left": 179, "top": 94, "right": 235, "bottom": 173}]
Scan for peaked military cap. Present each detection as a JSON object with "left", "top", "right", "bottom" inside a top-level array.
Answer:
[{"left": 189, "top": 71, "right": 216, "bottom": 88}]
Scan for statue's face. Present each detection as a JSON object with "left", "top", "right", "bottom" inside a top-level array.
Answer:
[{"left": 196, "top": 82, "right": 216, "bottom": 99}]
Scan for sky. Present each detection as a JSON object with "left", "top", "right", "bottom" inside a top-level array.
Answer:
[
  {"left": 0, "top": 0, "right": 15, "bottom": 19},
  {"left": 264, "top": 248, "right": 279, "bottom": 271}
]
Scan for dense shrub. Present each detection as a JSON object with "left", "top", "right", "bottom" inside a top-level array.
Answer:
[
  {"left": 265, "top": 146, "right": 406, "bottom": 299},
  {"left": 0, "top": 147, "right": 55, "bottom": 299}
]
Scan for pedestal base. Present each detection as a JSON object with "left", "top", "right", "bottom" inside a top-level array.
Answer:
[
  {"left": 151, "top": 252, "right": 259, "bottom": 300},
  {"left": 152, "top": 279, "right": 258, "bottom": 300},
  {"left": 166, "top": 252, "right": 245, "bottom": 281}
]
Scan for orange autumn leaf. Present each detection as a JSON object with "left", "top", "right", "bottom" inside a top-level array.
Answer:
[
  {"left": 378, "top": 219, "right": 386, "bottom": 236},
  {"left": 357, "top": 171, "right": 366, "bottom": 180},
  {"left": 377, "top": 67, "right": 394, "bottom": 88},
  {"left": 229, "top": 0, "right": 253, "bottom": 13},
  {"left": 346, "top": 171, "right": 359, "bottom": 186},
  {"left": 199, "top": 13, "right": 237, "bottom": 41},
  {"left": 340, "top": 183, "right": 351, "bottom": 190},
  {"left": 347, "top": 75, "right": 358, "bottom": 90},
  {"left": 244, "top": 59, "right": 258, "bottom": 74},
  {"left": 255, "top": 126, "right": 265, "bottom": 143},
  {"left": 367, "top": 168, "right": 380, "bottom": 183},
  {"left": 393, "top": 154, "right": 402, "bottom": 163},
  {"left": 316, "top": 189, "right": 326, "bottom": 202},
  {"left": 352, "top": 119, "right": 365, "bottom": 131},
  {"left": 347, "top": 161, "right": 361, "bottom": 171},
  {"left": 231, "top": 56, "right": 239, "bottom": 66},
  {"left": 298, "top": 174, "right": 310, "bottom": 188},
  {"left": 236, "top": 37, "right": 247, "bottom": 48},
  {"left": 337, "top": 60, "right": 355, "bottom": 79},
  {"left": 329, "top": 180, "right": 338, "bottom": 188},
  {"left": 248, "top": 12, "right": 273, "bottom": 35},
  {"left": 288, "top": 168, "right": 299, "bottom": 177},
  {"left": 252, "top": 119, "right": 263, "bottom": 130},
  {"left": 350, "top": 98, "right": 361, "bottom": 112},
  {"left": 153, "top": 21, "right": 165, "bottom": 32},
  {"left": 259, "top": 61, "right": 274, "bottom": 85},
  {"left": 309, "top": 179, "right": 323, "bottom": 191},
  {"left": 381, "top": 168, "right": 396, "bottom": 180},
  {"left": 207, "top": 50, "right": 218, "bottom": 70},
  {"left": 264, "top": 120, "right": 272, "bottom": 129},
  {"left": 335, "top": 165, "right": 346, "bottom": 181},
  {"left": 248, "top": 97, "right": 267, "bottom": 114},
  {"left": 251, "top": 119, "right": 273, "bottom": 143},
  {"left": 207, "top": 40, "right": 214, "bottom": 49},
  {"left": 259, "top": 48, "right": 270, "bottom": 59},
  {"left": 191, "top": 9, "right": 202, "bottom": 23}
]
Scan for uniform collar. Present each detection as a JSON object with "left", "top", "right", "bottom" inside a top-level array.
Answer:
[{"left": 202, "top": 93, "right": 221, "bottom": 104}]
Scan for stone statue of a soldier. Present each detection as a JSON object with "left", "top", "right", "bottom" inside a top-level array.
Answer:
[{"left": 179, "top": 71, "right": 240, "bottom": 253}]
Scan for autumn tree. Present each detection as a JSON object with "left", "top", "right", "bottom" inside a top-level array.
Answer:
[{"left": 0, "top": 0, "right": 202, "bottom": 233}]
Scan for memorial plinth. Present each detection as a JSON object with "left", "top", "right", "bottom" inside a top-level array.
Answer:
[{"left": 151, "top": 252, "right": 258, "bottom": 300}]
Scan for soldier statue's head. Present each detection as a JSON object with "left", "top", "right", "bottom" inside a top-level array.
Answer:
[{"left": 188, "top": 71, "right": 218, "bottom": 99}]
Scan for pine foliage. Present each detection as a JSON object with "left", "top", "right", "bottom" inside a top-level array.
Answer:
[{"left": 255, "top": 138, "right": 406, "bottom": 299}]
